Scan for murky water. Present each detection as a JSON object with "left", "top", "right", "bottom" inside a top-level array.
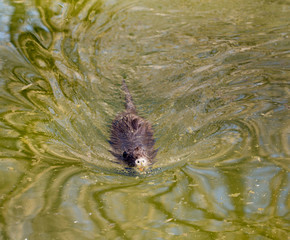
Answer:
[{"left": 0, "top": 0, "right": 289, "bottom": 239}]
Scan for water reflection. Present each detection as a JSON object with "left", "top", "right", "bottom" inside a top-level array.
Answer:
[{"left": 0, "top": 0, "right": 289, "bottom": 239}]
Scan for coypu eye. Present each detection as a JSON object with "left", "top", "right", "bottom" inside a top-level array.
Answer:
[
  {"left": 136, "top": 159, "right": 140, "bottom": 164},
  {"left": 123, "top": 151, "right": 128, "bottom": 158}
]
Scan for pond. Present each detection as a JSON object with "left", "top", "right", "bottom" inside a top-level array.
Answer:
[{"left": 0, "top": 0, "right": 289, "bottom": 239}]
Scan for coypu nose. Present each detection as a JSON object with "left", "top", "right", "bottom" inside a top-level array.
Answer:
[{"left": 135, "top": 158, "right": 148, "bottom": 170}]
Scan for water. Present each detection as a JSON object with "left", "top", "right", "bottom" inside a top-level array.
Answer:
[{"left": 0, "top": 0, "right": 289, "bottom": 239}]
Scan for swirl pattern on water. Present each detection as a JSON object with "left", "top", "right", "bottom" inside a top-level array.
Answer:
[{"left": 0, "top": 0, "right": 289, "bottom": 239}]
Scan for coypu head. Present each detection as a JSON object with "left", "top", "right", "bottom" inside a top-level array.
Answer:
[{"left": 122, "top": 146, "right": 150, "bottom": 171}]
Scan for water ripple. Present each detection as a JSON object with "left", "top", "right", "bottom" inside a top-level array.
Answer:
[{"left": 0, "top": 0, "right": 289, "bottom": 239}]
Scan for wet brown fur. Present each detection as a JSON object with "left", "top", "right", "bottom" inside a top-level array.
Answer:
[{"left": 109, "top": 80, "right": 157, "bottom": 167}]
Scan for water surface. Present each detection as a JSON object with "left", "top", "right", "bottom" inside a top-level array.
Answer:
[{"left": 0, "top": 0, "right": 289, "bottom": 239}]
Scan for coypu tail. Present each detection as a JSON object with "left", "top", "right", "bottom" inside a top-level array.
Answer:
[{"left": 122, "top": 79, "right": 136, "bottom": 113}]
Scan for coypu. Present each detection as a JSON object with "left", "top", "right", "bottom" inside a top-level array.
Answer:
[{"left": 109, "top": 80, "right": 157, "bottom": 171}]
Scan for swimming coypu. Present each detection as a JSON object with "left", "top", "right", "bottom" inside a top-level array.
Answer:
[{"left": 109, "top": 80, "right": 157, "bottom": 171}]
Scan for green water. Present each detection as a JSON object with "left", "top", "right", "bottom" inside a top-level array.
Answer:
[{"left": 0, "top": 0, "right": 289, "bottom": 239}]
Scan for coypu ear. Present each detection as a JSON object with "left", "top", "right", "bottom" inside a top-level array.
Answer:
[{"left": 123, "top": 151, "right": 128, "bottom": 158}]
